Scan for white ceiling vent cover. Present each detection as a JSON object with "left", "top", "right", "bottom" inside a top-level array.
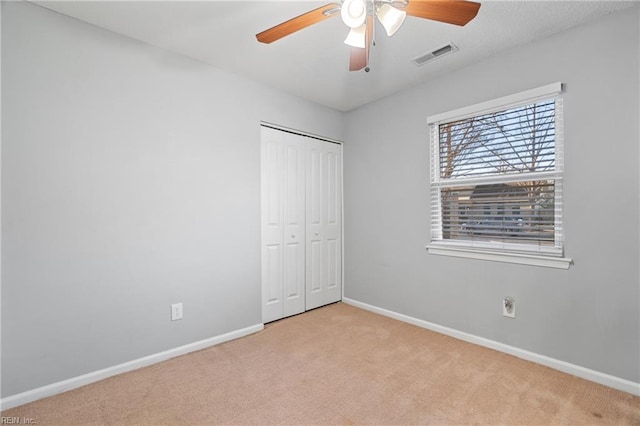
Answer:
[{"left": 412, "top": 42, "right": 459, "bottom": 66}]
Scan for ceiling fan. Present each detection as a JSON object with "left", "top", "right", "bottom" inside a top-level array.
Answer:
[{"left": 256, "top": 0, "right": 481, "bottom": 72}]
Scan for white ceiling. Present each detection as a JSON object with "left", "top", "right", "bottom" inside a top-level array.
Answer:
[{"left": 33, "top": 0, "right": 637, "bottom": 111}]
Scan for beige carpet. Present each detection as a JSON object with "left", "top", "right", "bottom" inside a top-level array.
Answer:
[{"left": 3, "top": 302, "right": 639, "bottom": 425}]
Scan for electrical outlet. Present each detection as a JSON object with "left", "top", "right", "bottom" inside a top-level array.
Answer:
[
  {"left": 503, "top": 297, "right": 515, "bottom": 319},
  {"left": 171, "top": 303, "right": 183, "bottom": 321}
]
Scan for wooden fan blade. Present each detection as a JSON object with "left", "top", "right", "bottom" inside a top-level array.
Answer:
[
  {"left": 349, "top": 15, "right": 374, "bottom": 71},
  {"left": 349, "top": 47, "right": 367, "bottom": 71},
  {"left": 256, "top": 3, "right": 341, "bottom": 44},
  {"left": 403, "top": 0, "right": 481, "bottom": 26}
]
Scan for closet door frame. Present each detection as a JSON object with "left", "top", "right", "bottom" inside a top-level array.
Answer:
[{"left": 260, "top": 123, "right": 343, "bottom": 323}]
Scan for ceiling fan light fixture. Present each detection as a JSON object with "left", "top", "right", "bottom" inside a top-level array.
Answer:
[
  {"left": 376, "top": 3, "right": 406, "bottom": 36},
  {"left": 255, "top": 0, "right": 482, "bottom": 72},
  {"left": 341, "top": 0, "right": 367, "bottom": 28},
  {"left": 343, "top": 24, "right": 367, "bottom": 48}
]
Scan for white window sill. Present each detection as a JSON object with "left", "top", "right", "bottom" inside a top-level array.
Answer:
[{"left": 426, "top": 245, "right": 573, "bottom": 269}]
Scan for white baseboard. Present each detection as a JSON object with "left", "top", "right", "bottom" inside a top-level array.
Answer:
[
  {"left": 342, "top": 298, "right": 640, "bottom": 397},
  {"left": 0, "top": 323, "right": 264, "bottom": 411}
]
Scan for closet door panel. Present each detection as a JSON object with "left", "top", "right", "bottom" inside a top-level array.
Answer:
[
  {"left": 327, "top": 238, "right": 338, "bottom": 291},
  {"left": 261, "top": 128, "right": 285, "bottom": 323},
  {"left": 306, "top": 140, "right": 342, "bottom": 310},
  {"left": 323, "top": 143, "right": 343, "bottom": 304},
  {"left": 265, "top": 245, "right": 282, "bottom": 302},
  {"left": 282, "top": 136, "right": 306, "bottom": 317},
  {"left": 306, "top": 143, "right": 323, "bottom": 310}
]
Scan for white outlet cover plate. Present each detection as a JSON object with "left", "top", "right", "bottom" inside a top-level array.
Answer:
[{"left": 171, "top": 303, "right": 183, "bottom": 321}]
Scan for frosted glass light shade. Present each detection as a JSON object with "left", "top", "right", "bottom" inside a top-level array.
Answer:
[
  {"left": 376, "top": 3, "right": 406, "bottom": 36},
  {"left": 343, "top": 24, "right": 366, "bottom": 48},
  {"left": 341, "top": 0, "right": 367, "bottom": 28}
]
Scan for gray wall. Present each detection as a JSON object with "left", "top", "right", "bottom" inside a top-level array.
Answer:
[
  {"left": 1, "top": 1, "right": 344, "bottom": 397},
  {"left": 344, "top": 6, "right": 640, "bottom": 383}
]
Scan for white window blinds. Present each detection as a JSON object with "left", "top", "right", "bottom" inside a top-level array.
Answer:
[{"left": 428, "top": 83, "right": 564, "bottom": 257}]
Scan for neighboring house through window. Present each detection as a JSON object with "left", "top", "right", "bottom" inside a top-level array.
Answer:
[{"left": 427, "top": 83, "right": 572, "bottom": 269}]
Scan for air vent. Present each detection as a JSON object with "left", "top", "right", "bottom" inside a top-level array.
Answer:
[{"left": 412, "top": 42, "right": 459, "bottom": 66}]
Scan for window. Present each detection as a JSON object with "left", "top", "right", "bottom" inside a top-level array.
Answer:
[{"left": 427, "top": 83, "right": 571, "bottom": 269}]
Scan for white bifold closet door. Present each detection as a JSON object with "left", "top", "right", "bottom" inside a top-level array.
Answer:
[{"left": 261, "top": 125, "right": 342, "bottom": 323}]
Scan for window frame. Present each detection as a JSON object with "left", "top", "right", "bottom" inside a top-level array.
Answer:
[{"left": 426, "top": 82, "right": 572, "bottom": 269}]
